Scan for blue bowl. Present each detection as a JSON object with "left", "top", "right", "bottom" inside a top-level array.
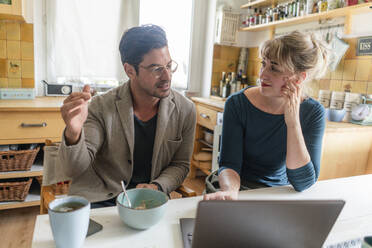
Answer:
[
  {"left": 116, "top": 188, "right": 168, "bottom": 230},
  {"left": 326, "top": 108, "right": 346, "bottom": 122}
]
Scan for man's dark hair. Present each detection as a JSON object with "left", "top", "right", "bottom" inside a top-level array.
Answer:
[{"left": 119, "top": 24, "right": 168, "bottom": 73}]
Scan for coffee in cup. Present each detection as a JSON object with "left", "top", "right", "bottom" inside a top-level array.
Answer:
[{"left": 48, "top": 196, "right": 90, "bottom": 248}]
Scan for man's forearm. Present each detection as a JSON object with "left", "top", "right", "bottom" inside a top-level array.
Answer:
[{"left": 64, "top": 127, "right": 82, "bottom": 146}]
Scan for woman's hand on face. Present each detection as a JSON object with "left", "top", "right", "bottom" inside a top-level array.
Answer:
[
  {"left": 281, "top": 77, "right": 302, "bottom": 128},
  {"left": 203, "top": 190, "right": 238, "bottom": 201}
]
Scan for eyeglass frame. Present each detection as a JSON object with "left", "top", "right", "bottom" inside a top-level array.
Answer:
[{"left": 138, "top": 60, "right": 178, "bottom": 79}]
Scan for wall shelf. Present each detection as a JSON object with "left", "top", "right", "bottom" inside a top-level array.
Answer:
[
  {"left": 0, "top": 164, "right": 43, "bottom": 180},
  {"left": 0, "top": 186, "right": 40, "bottom": 210},
  {"left": 240, "top": 2, "right": 372, "bottom": 32}
]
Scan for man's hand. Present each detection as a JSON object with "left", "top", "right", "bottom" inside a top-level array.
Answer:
[
  {"left": 60, "top": 85, "right": 92, "bottom": 145},
  {"left": 203, "top": 190, "right": 238, "bottom": 201},
  {"left": 136, "top": 183, "right": 159, "bottom": 191}
]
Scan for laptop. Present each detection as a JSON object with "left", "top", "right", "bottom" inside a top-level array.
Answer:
[{"left": 180, "top": 200, "right": 345, "bottom": 248}]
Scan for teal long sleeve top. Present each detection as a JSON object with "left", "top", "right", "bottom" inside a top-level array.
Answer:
[{"left": 219, "top": 89, "right": 326, "bottom": 192}]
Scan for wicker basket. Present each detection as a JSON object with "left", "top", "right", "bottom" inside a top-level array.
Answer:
[
  {"left": 0, "top": 147, "right": 40, "bottom": 172},
  {"left": 52, "top": 181, "right": 70, "bottom": 195},
  {"left": 0, "top": 178, "right": 33, "bottom": 202}
]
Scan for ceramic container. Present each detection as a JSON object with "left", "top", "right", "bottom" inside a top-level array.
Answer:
[
  {"left": 117, "top": 188, "right": 168, "bottom": 230},
  {"left": 326, "top": 108, "right": 346, "bottom": 122},
  {"left": 48, "top": 196, "right": 90, "bottom": 248}
]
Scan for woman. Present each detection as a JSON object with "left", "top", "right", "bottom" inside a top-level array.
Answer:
[{"left": 204, "top": 31, "right": 329, "bottom": 200}]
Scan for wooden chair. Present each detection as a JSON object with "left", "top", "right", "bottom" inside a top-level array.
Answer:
[{"left": 40, "top": 140, "right": 196, "bottom": 214}]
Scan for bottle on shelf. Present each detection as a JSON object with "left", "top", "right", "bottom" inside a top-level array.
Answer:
[
  {"left": 222, "top": 72, "right": 230, "bottom": 98},
  {"left": 288, "top": 2, "right": 293, "bottom": 18},
  {"left": 250, "top": 8, "right": 255, "bottom": 26},
  {"left": 306, "top": 0, "right": 314, "bottom": 14},
  {"left": 254, "top": 8, "right": 259, "bottom": 25},
  {"left": 236, "top": 70, "right": 242, "bottom": 91},
  {"left": 219, "top": 71, "right": 226, "bottom": 97},
  {"left": 321, "top": 0, "right": 328, "bottom": 11},
  {"left": 313, "top": 0, "right": 319, "bottom": 13},
  {"left": 230, "top": 72, "right": 237, "bottom": 95},
  {"left": 242, "top": 74, "right": 248, "bottom": 89},
  {"left": 292, "top": 1, "right": 297, "bottom": 17}
]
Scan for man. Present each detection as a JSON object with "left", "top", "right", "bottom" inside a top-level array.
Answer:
[{"left": 59, "top": 24, "right": 196, "bottom": 206}]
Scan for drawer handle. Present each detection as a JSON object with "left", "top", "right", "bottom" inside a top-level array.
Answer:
[
  {"left": 200, "top": 113, "right": 210, "bottom": 119},
  {"left": 21, "top": 122, "right": 47, "bottom": 128}
]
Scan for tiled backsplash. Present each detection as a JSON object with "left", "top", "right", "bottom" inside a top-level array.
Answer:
[
  {"left": 212, "top": 38, "right": 372, "bottom": 98},
  {"left": 309, "top": 38, "right": 372, "bottom": 98},
  {"left": 211, "top": 44, "right": 241, "bottom": 90},
  {"left": 0, "top": 21, "right": 34, "bottom": 88}
]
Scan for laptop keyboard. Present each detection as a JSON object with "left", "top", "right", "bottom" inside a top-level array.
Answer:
[{"left": 324, "top": 237, "right": 362, "bottom": 248}]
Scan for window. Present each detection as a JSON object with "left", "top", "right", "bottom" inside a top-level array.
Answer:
[
  {"left": 139, "top": 0, "right": 193, "bottom": 90},
  {"left": 45, "top": 0, "right": 137, "bottom": 84}
]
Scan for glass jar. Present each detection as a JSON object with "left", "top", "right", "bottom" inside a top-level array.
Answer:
[
  {"left": 273, "top": 7, "right": 279, "bottom": 21},
  {"left": 266, "top": 8, "right": 272, "bottom": 23},
  {"left": 321, "top": 0, "right": 328, "bottom": 12}
]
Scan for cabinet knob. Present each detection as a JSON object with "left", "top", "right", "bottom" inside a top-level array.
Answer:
[
  {"left": 200, "top": 113, "right": 210, "bottom": 119},
  {"left": 21, "top": 122, "right": 47, "bottom": 128}
]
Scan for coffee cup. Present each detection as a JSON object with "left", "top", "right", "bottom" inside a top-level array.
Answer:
[
  {"left": 343, "top": 92, "right": 361, "bottom": 122},
  {"left": 362, "top": 236, "right": 372, "bottom": 248},
  {"left": 48, "top": 196, "right": 90, "bottom": 248},
  {"left": 318, "top": 90, "right": 332, "bottom": 108},
  {"left": 330, "top": 91, "right": 346, "bottom": 109}
]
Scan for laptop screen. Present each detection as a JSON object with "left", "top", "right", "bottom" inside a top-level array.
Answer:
[{"left": 181, "top": 200, "right": 344, "bottom": 248}]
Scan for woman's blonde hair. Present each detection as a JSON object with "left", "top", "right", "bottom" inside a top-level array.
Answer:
[{"left": 260, "top": 31, "right": 329, "bottom": 82}]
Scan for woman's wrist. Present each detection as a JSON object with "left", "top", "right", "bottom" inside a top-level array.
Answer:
[{"left": 285, "top": 118, "right": 301, "bottom": 129}]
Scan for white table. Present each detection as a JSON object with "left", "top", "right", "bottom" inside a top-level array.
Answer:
[{"left": 32, "top": 175, "right": 372, "bottom": 248}]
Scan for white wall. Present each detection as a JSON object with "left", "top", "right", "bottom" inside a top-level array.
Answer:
[
  {"left": 188, "top": 0, "right": 217, "bottom": 97},
  {"left": 33, "top": 0, "right": 46, "bottom": 96}
]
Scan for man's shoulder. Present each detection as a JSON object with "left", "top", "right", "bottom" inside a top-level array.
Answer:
[
  {"left": 170, "top": 89, "right": 194, "bottom": 111},
  {"left": 89, "top": 84, "right": 125, "bottom": 108}
]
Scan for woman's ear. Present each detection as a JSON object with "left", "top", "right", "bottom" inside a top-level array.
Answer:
[{"left": 124, "top": 63, "right": 137, "bottom": 79}]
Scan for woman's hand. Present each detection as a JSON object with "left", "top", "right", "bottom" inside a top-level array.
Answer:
[
  {"left": 203, "top": 190, "right": 239, "bottom": 200},
  {"left": 281, "top": 77, "right": 302, "bottom": 128}
]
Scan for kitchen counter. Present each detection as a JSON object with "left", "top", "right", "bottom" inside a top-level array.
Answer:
[
  {"left": 0, "top": 97, "right": 66, "bottom": 111},
  {"left": 190, "top": 96, "right": 372, "bottom": 180},
  {"left": 191, "top": 96, "right": 372, "bottom": 132},
  {"left": 191, "top": 96, "right": 225, "bottom": 111}
]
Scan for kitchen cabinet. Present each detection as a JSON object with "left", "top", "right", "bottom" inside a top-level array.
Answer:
[
  {"left": 240, "top": 2, "right": 372, "bottom": 37},
  {"left": 318, "top": 121, "right": 372, "bottom": 180},
  {"left": 190, "top": 96, "right": 372, "bottom": 180},
  {"left": 190, "top": 97, "right": 224, "bottom": 178},
  {"left": 0, "top": 97, "right": 65, "bottom": 210}
]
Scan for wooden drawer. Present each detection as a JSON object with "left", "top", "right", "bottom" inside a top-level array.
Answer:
[
  {"left": 0, "top": 111, "right": 65, "bottom": 143},
  {"left": 196, "top": 104, "right": 217, "bottom": 130}
]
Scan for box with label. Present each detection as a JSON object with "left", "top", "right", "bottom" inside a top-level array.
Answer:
[{"left": 0, "top": 88, "right": 35, "bottom": 100}]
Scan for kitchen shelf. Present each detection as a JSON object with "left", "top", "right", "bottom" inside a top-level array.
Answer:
[
  {"left": 0, "top": 183, "right": 40, "bottom": 210},
  {"left": 240, "top": 2, "right": 372, "bottom": 32},
  {"left": 197, "top": 139, "right": 214, "bottom": 149},
  {"left": 241, "top": 0, "right": 277, "bottom": 8},
  {"left": 0, "top": 164, "right": 43, "bottom": 180}
]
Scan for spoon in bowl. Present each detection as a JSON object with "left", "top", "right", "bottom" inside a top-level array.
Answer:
[{"left": 120, "top": 180, "right": 132, "bottom": 208}]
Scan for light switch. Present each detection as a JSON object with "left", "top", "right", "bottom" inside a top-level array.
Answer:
[{"left": 7, "top": 60, "right": 21, "bottom": 78}]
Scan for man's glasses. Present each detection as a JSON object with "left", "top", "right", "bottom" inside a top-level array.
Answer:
[{"left": 139, "top": 60, "right": 178, "bottom": 79}]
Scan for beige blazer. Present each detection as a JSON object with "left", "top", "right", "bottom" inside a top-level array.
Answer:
[{"left": 58, "top": 82, "right": 196, "bottom": 202}]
